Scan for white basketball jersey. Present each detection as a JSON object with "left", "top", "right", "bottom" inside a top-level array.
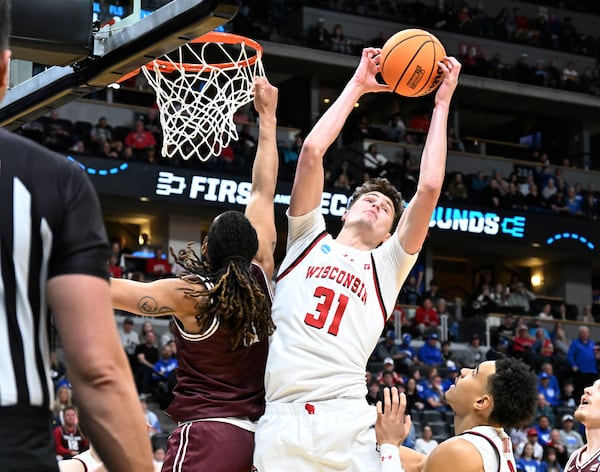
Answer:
[
  {"left": 265, "top": 208, "right": 417, "bottom": 402},
  {"left": 460, "top": 426, "right": 517, "bottom": 472}
]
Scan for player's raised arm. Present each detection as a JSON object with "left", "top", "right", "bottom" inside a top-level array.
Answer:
[
  {"left": 395, "top": 57, "right": 461, "bottom": 255},
  {"left": 289, "top": 48, "right": 390, "bottom": 217},
  {"left": 245, "top": 77, "right": 279, "bottom": 280}
]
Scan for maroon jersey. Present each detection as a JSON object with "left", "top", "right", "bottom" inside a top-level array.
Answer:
[
  {"left": 166, "top": 263, "right": 272, "bottom": 423},
  {"left": 565, "top": 446, "right": 600, "bottom": 472}
]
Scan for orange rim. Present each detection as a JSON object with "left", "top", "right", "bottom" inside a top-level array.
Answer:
[{"left": 116, "top": 32, "right": 262, "bottom": 83}]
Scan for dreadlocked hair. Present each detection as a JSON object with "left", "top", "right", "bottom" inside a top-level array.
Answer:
[
  {"left": 170, "top": 211, "right": 275, "bottom": 350},
  {"left": 349, "top": 177, "right": 404, "bottom": 232}
]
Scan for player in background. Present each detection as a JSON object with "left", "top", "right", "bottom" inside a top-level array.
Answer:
[
  {"left": 392, "top": 358, "right": 538, "bottom": 472},
  {"left": 253, "top": 47, "right": 461, "bottom": 470},
  {"left": 111, "top": 77, "right": 279, "bottom": 472},
  {"left": 0, "top": 0, "right": 153, "bottom": 470},
  {"left": 563, "top": 378, "right": 600, "bottom": 471}
]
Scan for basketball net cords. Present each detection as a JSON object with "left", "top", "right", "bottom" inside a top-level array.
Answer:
[{"left": 141, "top": 39, "right": 265, "bottom": 161}]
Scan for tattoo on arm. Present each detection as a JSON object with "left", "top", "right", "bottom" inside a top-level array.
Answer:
[{"left": 137, "top": 296, "right": 175, "bottom": 315}]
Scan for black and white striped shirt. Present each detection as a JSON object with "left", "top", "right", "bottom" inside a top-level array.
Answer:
[{"left": 0, "top": 128, "right": 109, "bottom": 412}]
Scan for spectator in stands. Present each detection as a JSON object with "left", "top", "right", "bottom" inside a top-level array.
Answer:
[
  {"left": 405, "top": 376, "right": 425, "bottom": 412},
  {"left": 330, "top": 23, "right": 350, "bottom": 54},
  {"left": 561, "top": 382, "right": 577, "bottom": 409},
  {"left": 376, "top": 357, "right": 404, "bottom": 386},
  {"left": 398, "top": 274, "right": 421, "bottom": 306},
  {"left": 567, "top": 325, "right": 597, "bottom": 400},
  {"left": 417, "top": 333, "right": 443, "bottom": 366},
  {"left": 44, "top": 110, "right": 72, "bottom": 152},
  {"left": 537, "top": 372, "right": 560, "bottom": 407},
  {"left": 119, "top": 317, "right": 140, "bottom": 370},
  {"left": 445, "top": 172, "right": 468, "bottom": 202},
  {"left": 491, "top": 283, "right": 511, "bottom": 312},
  {"left": 517, "top": 443, "right": 543, "bottom": 472},
  {"left": 535, "top": 414, "right": 553, "bottom": 444},
  {"left": 440, "top": 340, "right": 459, "bottom": 368},
  {"left": 366, "top": 378, "right": 381, "bottom": 406},
  {"left": 145, "top": 248, "right": 172, "bottom": 280},
  {"left": 495, "top": 314, "right": 515, "bottom": 345},
  {"left": 53, "top": 406, "right": 89, "bottom": 460},
  {"left": 385, "top": 114, "right": 406, "bottom": 142},
  {"left": 52, "top": 385, "right": 74, "bottom": 426},
  {"left": 541, "top": 177, "right": 559, "bottom": 202},
  {"left": 363, "top": 143, "right": 389, "bottom": 177},
  {"left": 423, "top": 279, "right": 442, "bottom": 305},
  {"left": 503, "top": 182, "right": 525, "bottom": 210},
  {"left": 414, "top": 425, "right": 438, "bottom": 455},
  {"left": 507, "top": 281, "right": 536, "bottom": 314},
  {"left": 50, "top": 351, "right": 67, "bottom": 391},
  {"left": 581, "top": 192, "right": 600, "bottom": 219},
  {"left": 480, "top": 177, "right": 503, "bottom": 208},
  {"left": 458, "top": 334, "right": 486, "bottom": 368},
  {"left": 550, "top": 192, "right": 569, "bottom": 217},
  {"left": 529, "top": 316, "right": 551, "bottom": 341},
  {"left": 415, "top": 297, "right": 440, "bottom": 338},
  {"left": 152, "top": 343, "right": 178, "bottom": 394},
  {"left": 134, "top": 330, "right": 160, "bottom": 399},
  {"left": 140, "top": 396, "right": 161, "bottom": 437},
  {"left": 397, "top": 333, "right": 417, "bottom": 374},
  {"left": 153, "top": 447, "right": 165, "bottom": 472},
  {"left": 564, "top": 186, "right": 583, "bottom": 216},
  {"left": 307, "top": 17, "right": 330, "bottom": 50},
  {"left": 512, "top": 323, "right": 536, "bottom": 366},
  {"left": 561, "top": 61, "right": 579, "bottom": 91},
  {"left": 517, "top": 427, "right": 544, "bottom": 461},
  {"left": 139, "top": 319, "right": 155, "bottom": 342},
  {"left": 125, "top": 119, "right": 157, "bottom": 157},
  {"left": 374, "top": 329, "right": 401, "bottom": 362},
  {"left": 559, "top": 414, "right": 584, "bottom": 457},
  {"left": 422, "top": 374, "right": 449, "bottom": 412},
  {"left": 89, "top": 116, "right": 114, "bottom": 153},
  {"left": 469, "top": 171, "right": 488, "bottom": 200},
  {"left": 472, "top": 283, "right": 496, "bottom": 315},
  {"left": 522, "top": 183, "right": 546, "bottom": 211},
  {"left": 108, "top": 254, "right": 123, "bottom": 278}
]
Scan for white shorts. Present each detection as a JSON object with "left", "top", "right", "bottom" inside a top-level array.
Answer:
[{"left": 253, "top": 399, "right": 379, "bottom": 472}]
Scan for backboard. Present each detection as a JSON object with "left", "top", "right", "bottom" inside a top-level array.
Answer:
[{"left": 1, "top": 0, "right": 239, "bottom": 129}]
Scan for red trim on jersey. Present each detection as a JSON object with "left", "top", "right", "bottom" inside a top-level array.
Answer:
[
  {"left": 276, "top": 231, "right": 328, "bottom": 282},
  {"left": 460, "top": 431, "right": 502, "bottom": 472},
  {"left": 369, "top": 254, "right": 388, "bottom": 324}
]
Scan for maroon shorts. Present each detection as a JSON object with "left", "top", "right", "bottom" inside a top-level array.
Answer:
[{"left": 161, "top": 420, "right": 255, "bottom": 472}]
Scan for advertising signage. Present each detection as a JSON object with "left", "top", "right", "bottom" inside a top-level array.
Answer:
[{"left": 75, "top": 155, "right": 599, "bottom": 252}]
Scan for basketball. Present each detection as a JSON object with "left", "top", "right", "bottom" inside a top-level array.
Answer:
[{"left": 380, "top": 29, "right": 446, "bottom": 97}]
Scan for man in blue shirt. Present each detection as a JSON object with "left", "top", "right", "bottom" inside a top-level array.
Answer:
[
  {"left": 567, "top": 325, "right": 597, "bottom": 400},
  {"left": 417, "top": 333, "right": 443, "bottom": 366}
]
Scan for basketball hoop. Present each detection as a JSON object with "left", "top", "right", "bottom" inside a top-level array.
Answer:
[{"left": 119, "top": 32, "right": 264, "bottom": 162}]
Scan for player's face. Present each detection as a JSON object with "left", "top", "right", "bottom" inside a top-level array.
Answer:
[
  {"left": 575, "top": 378, "right": 600, "bottom": 427},
  {"left": 343, "top": 192, "right": 395, "bottom": 240},
  {"left": 444, "top": 361, "right": 496, "bottom": 415}
]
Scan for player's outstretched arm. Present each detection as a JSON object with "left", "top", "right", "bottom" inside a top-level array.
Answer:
[
  {"left": 49, "top": 275, "right": 154, "bottom": 472},
  {"left": 396, "top": 57, "right": 461, "bottom": 255},
  {"left": 110, "top": 277, "right": 204, "bottom": 331},
  {"left": 245, "top": 77, "right": 279, "bottom": 280},
  {"left": 289, "top": 48, "right": 391, "bottom": 217}
]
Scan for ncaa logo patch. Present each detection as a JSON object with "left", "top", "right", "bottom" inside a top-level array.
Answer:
[{"left": 321, "top": 244, "right": 331, "bottom": 254}]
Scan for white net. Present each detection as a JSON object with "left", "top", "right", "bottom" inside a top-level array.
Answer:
[{"left": 141, "top": 33, "right": 264, "bottom": 162}]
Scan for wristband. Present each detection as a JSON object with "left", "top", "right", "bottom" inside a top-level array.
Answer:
[{"left": 379, "top": 443, "right": 404, "bottom": 472}]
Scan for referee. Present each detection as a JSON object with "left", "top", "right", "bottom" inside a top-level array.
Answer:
[{"left": 0, "top": 1, "right": 153, "bottom": 470}]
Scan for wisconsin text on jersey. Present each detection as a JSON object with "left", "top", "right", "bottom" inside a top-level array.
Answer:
[{"left": 305, "top": 265, "right": 369, "bottom": 304}]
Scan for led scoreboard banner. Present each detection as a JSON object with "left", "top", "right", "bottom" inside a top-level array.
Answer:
[{"left": 75, "top": 155, "right": 599, "bottom": 252}]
